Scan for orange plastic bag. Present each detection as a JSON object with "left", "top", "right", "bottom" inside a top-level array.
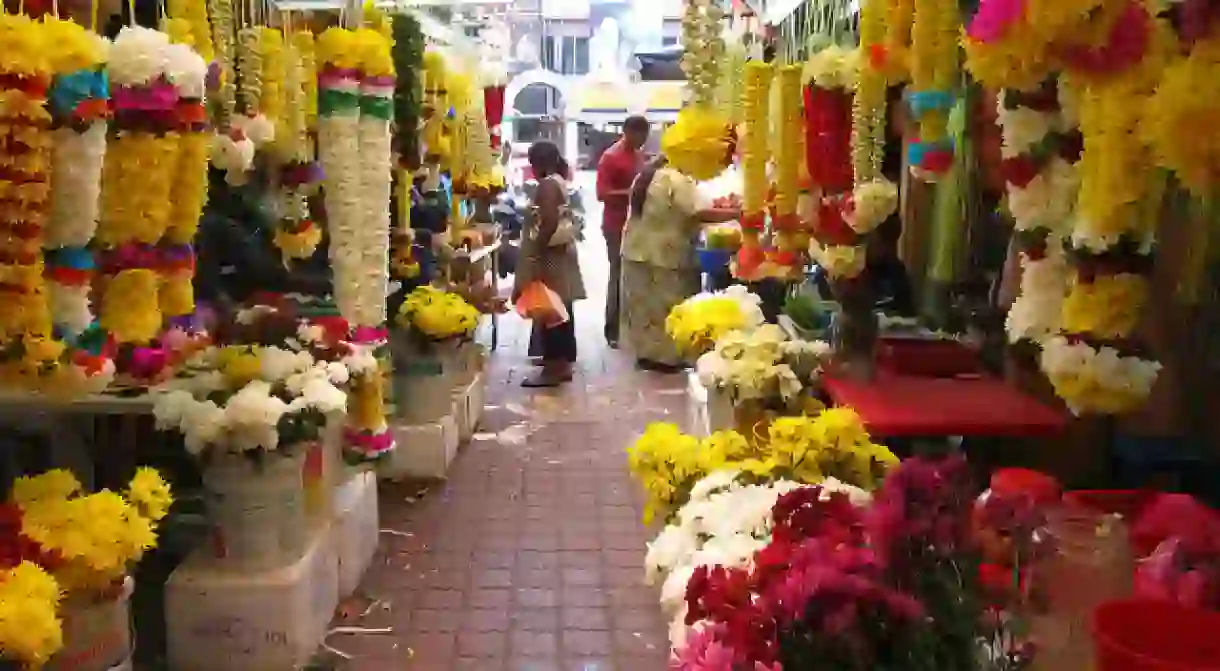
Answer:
[{"left": 515, "top": 281, "right": 569, "bottom": 327}]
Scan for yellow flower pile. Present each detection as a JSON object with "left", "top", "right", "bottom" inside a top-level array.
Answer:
[
  {"left": 12, "top": 468, "right": 171, "bottom": 594},
  {"left": 626, "top": 409, "right": 896, "bottom": 523},
  {"left": 660, "top": 106, "right": 731, "bottom": 182},
  {"left": 0, "top": 561, "right": 63, "bottom": 667},
  {"left": 666, "top": 295, "right": 760, "bottom": 358},
  {"left": 397, "top": 286, "right": 481, "bottom": 341}
]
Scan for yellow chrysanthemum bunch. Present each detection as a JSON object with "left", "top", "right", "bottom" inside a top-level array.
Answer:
[
  {"left": 0, "top": 561, "right": 63, "bottom": 667},
  {"left": 397, "top": 286, "right": 481, "bottom": 341},
  {"left": 626, "top": 409, "right": 895, "bottom": 523},
  {"left": 1141, "top": 35, "right": 1220, "bottom": 198},
  {"left": 13, "top": 468, "right": 171, "bottom": 594},
  {"left": 660, "top": 106, "right": 732, "bottom": 182},
  {"left": 666, "top": 294, "right": 762, "bottom": 357}
]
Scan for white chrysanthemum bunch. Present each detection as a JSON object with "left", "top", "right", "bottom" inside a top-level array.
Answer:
[{"left": 695, "top": 324, "right": 827, "bottom": 404}]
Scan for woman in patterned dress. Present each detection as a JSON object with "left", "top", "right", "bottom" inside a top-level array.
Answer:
[
  {"left": 620, "top": 157, "right": 741, "bottom": 372},
  {"left": 513, "top": 142, "right": 586, "bottom": 387}
]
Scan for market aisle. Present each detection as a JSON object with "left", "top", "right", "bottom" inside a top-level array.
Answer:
[{"left": 330, "top": 173, "right": 683, "bottom": 670}]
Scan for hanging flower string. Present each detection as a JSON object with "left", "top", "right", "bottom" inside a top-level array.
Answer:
[
  {"left": 769, "top": 65, "right": 804, "bottom": 278},
  {"left": 162, "top": 14, "right": 211, "bottom": 331},
  {"left": 998, "top": 82, "right": 1080, "bottom": 347},
  {"left": 906, "top": 0, "right": 958, "bottom": 181},
  {"left": 0, "top": 15, "right": 113, "bottom": 394},
  {"left": 45, "top": 19, "right": 109, "bottom": 343},
  {"left": 207, "top": 0, "right": 252, "bottom": 180},
  {"left": 734, "top": 60, "right": 772, "bottom": 282},
  {"left": 681, "top": 0, "right": 724, "bottom": 107},
  {"left": 97, "top": 28, "right": 184, "bottom": 384},
  {"left": 274, "top": 33, "right": 321, "bottom": 262}
]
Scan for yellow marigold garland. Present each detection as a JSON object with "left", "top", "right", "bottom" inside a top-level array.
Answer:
[
  {"left": 906, "top": 0, "right": 959, "bottom": 181},
  {"left": 770, "top": 65, "right": 804, "bottom": 278},
  {"left": 734, "top": 61, "right": 772, "bottom": 282}
]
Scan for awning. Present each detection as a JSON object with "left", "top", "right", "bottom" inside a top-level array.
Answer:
[{"left": 573, "top": 80, "right": 685, "bottom": 116}]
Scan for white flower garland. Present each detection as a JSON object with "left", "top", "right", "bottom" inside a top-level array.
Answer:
[
  {"left": 319, "top": 83, "right": 362, "bottom": 322},
  {"left": 996, "top": 89, "right": 1078, "bottom": 345},
  {"left": 47, "top": 122, "right": 106, "bottom": 336},
  {"left": 353, "top": 76, "right": 393, "bottom": 328},
  {"left": 1039, "top": 336, "right": 1161, "bottom": 416}
]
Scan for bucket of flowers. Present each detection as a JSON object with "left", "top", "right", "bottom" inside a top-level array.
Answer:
[
  {"left": 3, "top": 467, "right": 172, "bottom": 671},
  {"left": 392, "top": 285, "right": 481, "bottom": 424},
  {"left": 152, "top": 343, "right": 349, "bottom": 571},
  {"left": 666, "top": 285, "right": 766, "bottom": 360},
  {"left": 667, "top": 456, "right": 1000, "bottom": 671},
  {"left": 694, "top": 323, "right": 831, "bottom": 432}
]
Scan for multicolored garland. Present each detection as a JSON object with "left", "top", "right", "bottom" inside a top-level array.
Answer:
[
  {"left": 45, "top": 19, "right": 109, "bottom": 341},
  {"left": 0, "top": 15, "right": 113, "bottom": 393},
  {"left": 317, "top": 27, "right": 395, "bottom": 461},
  {"left": 906, "top": 0, "right": 958, "bottom": 180},
  {"left": 734, "top": 60, "right": 772, "bottom": 281},
  {"left": 99, "top": 28, "right": 179, "bottom": 353}
]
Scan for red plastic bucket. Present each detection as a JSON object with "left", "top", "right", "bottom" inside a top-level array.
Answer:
[{"left": 1093, "top": 599, "right": 1220, "bottom": 671}]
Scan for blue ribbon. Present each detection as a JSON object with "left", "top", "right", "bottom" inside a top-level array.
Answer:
[
  {"left": 49, "top": 69, "right": 109, "bottom": 117},
  {"left": 46, "top": 246, "right": 95, "bottom": 271},
  {"left": 907, "top": 90, "right": 955, "bottom": 117},
  {"left": 907, "top": 139, "right": 954, "bottom": 166}
]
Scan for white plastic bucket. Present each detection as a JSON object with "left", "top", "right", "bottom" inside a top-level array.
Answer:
[
  {"left": 203, "top": 450, "right": 308, "bottom": 572},
  {"left": 45, "top": 577, "right": 133, "bottom": 671}
]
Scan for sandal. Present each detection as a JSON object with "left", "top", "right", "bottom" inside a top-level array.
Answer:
[{"left": 521, "top": 373, "right": 570, "bottom": 388}]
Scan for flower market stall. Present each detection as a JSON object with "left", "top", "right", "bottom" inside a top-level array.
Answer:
[
  {"left": 632, "top": 0, "right": 1220, "bottom": 668},
  {"left": 0, "top": 0, "right": 500, "bottom": 667}
]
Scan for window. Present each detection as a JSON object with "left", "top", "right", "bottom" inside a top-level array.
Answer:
[
  {"left": 558, "top": 36, "right": 590, "bottom": 75},
  {"left": 542, "top": 35, "right": 556, "bottom": 70},
  {"left": 661, "top": 36, "right": 677, "bottom": 47}
]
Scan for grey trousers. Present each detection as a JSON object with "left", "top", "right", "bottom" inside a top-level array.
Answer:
[{"left": 604, "top": 228, "right": 623, "bottom": 341}]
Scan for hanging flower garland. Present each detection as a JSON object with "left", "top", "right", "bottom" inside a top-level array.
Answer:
[
  {"left": 681, "top": 0, "right": 725, "bottom": 107},
  {"left": 906, "top": 0, "right": 959, "bottom": 181},
  {"left": 45, "top": 19, "right": 109, "bottom": 342},
  {"left": 207, "top": 0, "right": 252, "bottom": 181},
  {"left": 1141, "top": 33, "right": 1220, "bottom": 199},
  {"left": 168, "top": 0, "right": 214, "bottom": 63},
  {"left": 852, "top": 0, "right": 889, "bottom": 187},
  {"left": 0, "top": 16, "right": 112, "bottom": 393},
  {"left": 769, "top": 65, "right": 804, "bottom": 279},
  {"left": 391, "top": 14, "right": 424, "bottom": 279},
  {"left": 734, "top": 60, "right": 772, "bottom": 282},
  {"left": 1040, "top": 9, "right": 1172, "bottom": 416},
  {"left": 273, "top": 34, "right": 322, "bottom": 262},
  {"left": 232, "top": 26, "right": 275, "bottom": 150},
  {"left": 998, "top": 83, "right": 1081, "bottom": 346},
  {"left": 160, "top": 38, "right": 210, "bottom": 329},
  {"left": 317, "top": 27, "right": 395, "bottom": 461},
  {"left": 421, "top": 50, "right": 452, "bottom": 172},
  {"left": 98, "top": 27, "right": 180, "bottom": 360}
]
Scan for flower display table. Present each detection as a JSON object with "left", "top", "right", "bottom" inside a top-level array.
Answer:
[{"left": 823, "top": 370, "right": 1067, "bottom": 438}]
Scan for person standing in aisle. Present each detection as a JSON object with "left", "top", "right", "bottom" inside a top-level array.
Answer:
[
  {"left": 596, "top": 115, "right": 650, "bottom": 348},
  {"left": 620, "top": 156, "right": 741, "bottom": 373}
]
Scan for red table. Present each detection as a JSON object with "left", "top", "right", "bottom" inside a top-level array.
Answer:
[{"left": 823, "top": 370, "right": 1067, "bottom": 438}]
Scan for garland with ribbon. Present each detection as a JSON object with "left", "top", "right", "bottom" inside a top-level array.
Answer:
[
  {"left": 906, "top": 0, "right": 959, "bottom": 181},
  {"left": 734, "top": 60, "right": 772, "bottom": 282}
]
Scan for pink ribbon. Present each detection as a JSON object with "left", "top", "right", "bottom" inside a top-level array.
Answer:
[{"left": 112, "top": 80, "right": 179, "bottom": 112}]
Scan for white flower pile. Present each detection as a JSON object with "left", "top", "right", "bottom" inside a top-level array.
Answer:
[
  {"left": 153, "top": 347, "right": 350, "bottom": 455},
  {"left": 645, "top": 471, "right": 871, "bottom": 647},
  {"left": 997, "top": 89, "right": 1079, "bottom": 345},
  {"left": 695, "top": 324, "right": 827, "bottom": 404}
]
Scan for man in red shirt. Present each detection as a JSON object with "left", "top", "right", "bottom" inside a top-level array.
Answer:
[{"left": 596, "top": 115, "right": 650, "bottom": 348}]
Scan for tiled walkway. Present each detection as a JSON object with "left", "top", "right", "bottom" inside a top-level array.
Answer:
[{"left": 329, "top": 177, "right": 684, "bottom": 670}]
